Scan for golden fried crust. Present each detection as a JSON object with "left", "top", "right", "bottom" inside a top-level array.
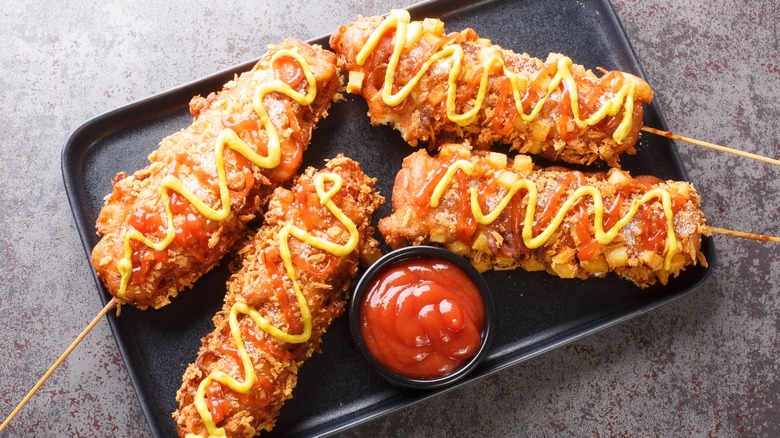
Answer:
[
  {"left": 173, "top": 156, "right": 383, "bottom": 437},
  {"left": 378, "top": 144, "right": 707, "bottom": 287},
  {"left": 330, "top": 16, "right": 653, "bottom": 167},
  {"left": 90, "top": 39, "right": 341, "bottom": 309}
]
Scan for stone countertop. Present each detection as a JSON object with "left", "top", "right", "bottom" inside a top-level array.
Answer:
[{"left": 1, "top": 0, "right": 777, "bottom": 436}]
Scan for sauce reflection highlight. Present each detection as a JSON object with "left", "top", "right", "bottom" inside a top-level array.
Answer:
[{"left": 359, "top": 257, "right": 485, "bottom": 379}]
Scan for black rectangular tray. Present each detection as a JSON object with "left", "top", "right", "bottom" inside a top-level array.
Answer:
[{"left": 62, "top": 0, "right": 715, "bottom": 436}]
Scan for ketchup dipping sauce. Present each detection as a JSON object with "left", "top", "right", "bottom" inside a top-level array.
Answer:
[{"left": 350, "top": 246, "right": 494, "bottom": 389}]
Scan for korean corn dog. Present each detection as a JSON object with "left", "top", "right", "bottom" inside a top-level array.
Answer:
[
  {"left": 378, "top": 143, "right": 707, "bottom": 287},
  {"left": 91, "top": 39, "right": 341, "bottom": 309},
  {"left": 330, "top": 10, "right": 654, "bottom": 167},
  {"left": 174, "top": 156, "right": 383, "bottom": 437}
]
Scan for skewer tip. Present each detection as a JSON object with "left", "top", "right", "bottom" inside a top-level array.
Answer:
[
  {"left": 707, "top": 226, "right": 780, "bottom": 243},
  {"left": 0, "top": 298, "right": 117, "bottom": 433},
  {"left": 642, "top": 126, "right": 780, "bottom": 167}
]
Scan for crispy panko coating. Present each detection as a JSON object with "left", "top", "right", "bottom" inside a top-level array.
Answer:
[
  {"left": 174, "top": 156, "right": 383, "bottom": 437},
  {"left": 91, "top": 39, "right": 341, "bottom": 309},
  {"left": 379, "top": 143, "right": 708, "bottom": 287}
]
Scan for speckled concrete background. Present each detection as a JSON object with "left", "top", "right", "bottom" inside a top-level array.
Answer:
[{"left": 0, "top": 0, "right": 777, "bottom": 436}]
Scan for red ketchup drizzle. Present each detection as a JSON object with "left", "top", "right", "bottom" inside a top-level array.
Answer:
[
  {"left": 359, "top": 258, "right": 485, "bottom": 379},
  {"left": 127, "top": 206, "right": 169, "bottom": 284}
]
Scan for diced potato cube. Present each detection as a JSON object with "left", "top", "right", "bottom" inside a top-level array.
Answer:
[
  {"left": 471, "top": 232, "right": 492, "bottom": 254},
  {"left": 531, "top": 120, "right": 552, "bottom": 141},
  {"left": 422, "top": 18, "right": 444, "bottom": 35},
  {"left": 520, "top": 258, "right": 545, "bottom": 272},
  {"left": 427, "top": 86, "right": 446, "bottom": 106},
  {"left": 497, "top": 170, "right": 519, "bottom": 188},
  {"left": 641, "top": 250, "right": 664, "bottom": 271},
  {"left": 581, "top": 255, "right": 609, "bottom": 275},
  {"left": 487, "top": 152, "right": 508, "bottom": 169},
  {"left": 347, "top": 71, "right": 364, "bottom": 94},
  {"left": 551, "top": 262, "right": 578, "bottom": 279},
  {"left": 605, "top": 246, "right": 629, "bottom": 268},
  {"left": 511, "top": 154, "right": 533, "bottom": 177},
  {"left": 551, "top": 247, "right": 577, "bottom": 265},
  {"left": 607, "top": 169, "right": 631, "bottom": 186},
  {"left": 675, "top": 184, "right": 690, "bottom": 199},
  {"left": 429, "top": 226, "right": 449, "bottom": 243},
  {"left": 439, "top": 144, "right": 456, "bottom": 160},
  {"left": 446, "top": 241, "right": 470, "bottom": 256},
  {"left": 452, "top": 144, "right": 472, "bottom": 159},
  {"left": 404, "top": 22, "right": 424, "bottom": 49},
  {"left": 494, "top": 256, "right": 516, "bottom": 270}
]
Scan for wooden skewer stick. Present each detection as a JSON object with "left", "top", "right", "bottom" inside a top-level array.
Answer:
[
  {"left": 0, "top": 298, "right": 118, "bottom": 433},
  {"left": 0, "top": 226, "right": 775, "bottom": 433},
  {"left": 641, "top": 126, "right": 780, "bottom": 167},
  {"left": 707, "top": 226, "right": 780, "bottom": 242}
]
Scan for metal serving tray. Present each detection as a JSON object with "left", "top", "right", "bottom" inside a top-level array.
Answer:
[{"left": 62, "top": 0, "right": 715, "bottom": 435}]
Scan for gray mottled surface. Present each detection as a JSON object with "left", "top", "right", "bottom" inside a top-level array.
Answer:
[{"left": 1, "top": 0, "right": 778, "bottom": 436}]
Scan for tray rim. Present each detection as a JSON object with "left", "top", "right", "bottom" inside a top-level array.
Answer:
[{"left": 60, "top": 0, "right": 716, "bottom": 436}]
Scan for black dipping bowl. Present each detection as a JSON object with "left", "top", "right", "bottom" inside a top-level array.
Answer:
[{"left": 349, "top": 246, "right": 494, "bottom": 390}]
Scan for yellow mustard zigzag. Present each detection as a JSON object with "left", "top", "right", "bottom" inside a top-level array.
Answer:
[
  {"left": 116, "top": 48, "right": 316, "bottom": 301},
  {"left": 430, "top": 158, "right": 679, "bottom": 269},
  {"left": 191, "top": 172, "right": 359, "bottom": 438},
  {"left": 355, "top": 9, "right": 636, "bottom": 142}
]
